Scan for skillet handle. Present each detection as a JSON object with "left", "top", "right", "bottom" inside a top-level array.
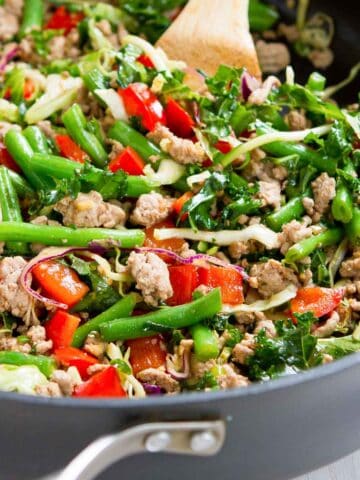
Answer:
[{"left": 56, "top": 420, "right": 226, "bottom": 480}]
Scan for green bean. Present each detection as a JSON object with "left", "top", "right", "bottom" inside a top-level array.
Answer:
[
  {"left": 72, "top": 294, "right": 137, "bottom": 347},
  {"left": 82, "top": 68, "right": 109, "bottom": 93},
  {"left": 0, "top": 222, "right": 145, "bottom": 248},
  {"left": 331, "top": 181, "right": 353, "bottom": 223},
  {"left": 4, "top": 130, "right": 51, "bottom": 190},
  {"left": 285, "top": 227, "right": 343, "bottom": 263},
  {"left": 266, "top": 196, "right": 305, "bottom": 232},
  {"left": 8, "top": 169, "right": 35, "bottom": 199},
  {"left": 249, "top": 0, "right": 279, "bottom": 32},
  {"left": 346, "top": 207, "right": 360, "bottom": 246},
  {"left": 108, "top": 121, "right": 163, "bottom": 161},
  {"left": 255, "top": 123, "right": 337, "bottom": 174},
  {"left": 190, "top": 323, "right": 220, "bottom": 361},
  {"left": 0, "top": 351, "right": 56, "bottom": 378},
  {"left": 100, "top": 288, "right": 222, "bottom": 342},
  {"left": 23, "top": 126, "right": 50, "bottom": 154},
  {"left": 0, "top": 166, "right": 27, "bottom": 254},
  {"left": 62, "top": 105, "right": 108, "bottom": 168},
  {"left": 19, "top": 0, "right": 44, "bottom": 37}
]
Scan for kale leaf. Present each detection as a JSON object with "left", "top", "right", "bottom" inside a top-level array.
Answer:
[{"left": 318, "top": 336, "right": 360, "bottom": 359}]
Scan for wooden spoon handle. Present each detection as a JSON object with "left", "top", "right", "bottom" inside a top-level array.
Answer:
[{"left": 156, "top": 0, "right": 261, "bottom": 78}]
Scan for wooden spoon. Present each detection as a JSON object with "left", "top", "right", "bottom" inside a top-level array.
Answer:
[{"left": 156, "top": 0, "right": 261, "bottom": 79}]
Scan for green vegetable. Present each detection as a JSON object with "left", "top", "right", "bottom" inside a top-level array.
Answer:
[
  {"left": 0, "top": 222, "right": 145, "bottom": 248},
  {"left": 100, "top": 288, "right": 222, "bottom": 341},
  {"left": 285, "top": 227, "right": 343, "bottom": 263},
  {"left": 190, "top": 323, "right": 220, "bottom": 361},
  {"left": 0, "top": 166, "right": 27, "bottom": 254},
  {"left": 19, "top": 0, "right": 44, "bottom": 37},
  {"left": 248, "top": 0, "right": 279, "bottom": 32},
  {"left": 346, "top": 207, "right": 360, "bottom": 246},
  {"left": 62, "top": 104, "right": 108, "bottom": 168},
  {"left": 266, "top": 196, "right": 306, "bottom": 232},
  {"left": 0, "top": 351, "right": 56, "bottom": 378},
  {"left": 72, "top": 294, "right": 137, "bottom": 347},
  {"left": 305, "top": 72, "right": 326, "bottom": 92},
  {"left": 23, "top": 126, "right": 51, "bottom": 154},
  {"left": 318, "top": 336, "right": 360, "bottom": 359},
  {"left": 7, "top": 169, "right": 35, "bottom": 199},
  {"left": 331, "top": 180, "right": 353, "bottom": 223}
]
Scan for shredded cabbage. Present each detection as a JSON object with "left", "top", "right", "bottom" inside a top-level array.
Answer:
[
  {"left": 0, "top": 364, "right": 49, "bottom": 395},
  {"left": 187, "top": 170, "right": 211, "bottom": 188},
  {"left": 94, "top": 88, "right": 128, "bottom": 120},
  {"left": 122, "top": 35, "right": 170, "bottom": 73},
  {"left": 143, "top": 159, "right": 185, "bottom": 185},
  {"left": 25, "top": 75, "right": 83, "bottom": 124},
  {"left": 222, "top": 285, "right": 298, "bottom": 313},
  {"left": 88, "top": 18, "right": 113, "bottom": 50},
  {"left": 0, "top": 98, "right": 19, "bottom": 122},
  {"left": 154, "top": 224, "right": 280, "bottom": 249}
]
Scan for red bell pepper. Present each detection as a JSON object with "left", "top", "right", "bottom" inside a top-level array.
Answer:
[
  {"left": 4, "top": 79, "right": 35, "bottom": 102},
  {"left": 74, "top": 366, "right": 127, "bottom": 398},
  {"left": 144, "top": 219, "right": 186, "bottom": 253},
  {"left": 127, "top": 335, "right": 166, "bottom": 375},
  {"left": 55, "top": 134, "right": 88, "bottom": 164},
  {"left": 137, "top": 54, "right": 155, "bottom": 69},
  {"left": 118, "top": 83, "right": 166, "bottom": 132},
  {"left": 108, "top": 146, "right": 145, "bottom": 175},
  {"left": 0, "top": 144, "right": 21, "bottom": 173},
  {"left": 32, "top": 260, "right": 89, "bottom": 308},
  {"left": 172, "top": 191, "right": 193, "bottom": 222},
  {"left": 54, "top": 347, "right": 98, "bottom": 379},
  {"left": 45, "top": 309, "right": 80, "bottom": 350},
  {"left": 164, "top": 98, "right": 195, "bottom": 138},
  {"left": 290, "top": 287, "right": 343, "bottom": 318},
  {"left": 46, "top": 6, "right": 84, "bottom": 34},
  {"left": 215, "top": 140, "right": 232, "bottom": 154},
  {"left": 167, "top": 264, "right": 199, "bottom": 306},
  {"left": 198, "top": 265, "right": 244, "bottom": 304}
]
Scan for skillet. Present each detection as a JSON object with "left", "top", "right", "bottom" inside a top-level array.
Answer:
[{"left": 0, "top": 1, "right": 360, "bottom": 479}]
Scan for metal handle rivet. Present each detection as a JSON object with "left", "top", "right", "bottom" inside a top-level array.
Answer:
[
  {"left": 190, "top": 430, "right": 217, "bottom": 453},
  {"left": 145, "top": 431, "right": 171, "bottom": 452}
]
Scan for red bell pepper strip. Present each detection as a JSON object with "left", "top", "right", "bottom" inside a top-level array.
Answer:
[
  {"left": 4, "top": 79, "right": 35, "bottom": 102},
  {"left": 32, "top": 260, "right": 89, "bottom": 308},
  {"left": 126, "top": 335, "right": 166, "bottom": 375},
  {"left": 74, "top": 366, "right": 127, "bottom": 398},
  {"left": 137, "top": 54, "right": 155, "bottom": 69},
  {"left": 144, "top": 219, "right": 186, "bottom": 253},
  {"left": 45, "top": 309, "right": 80, "bottom": 350},
  {"left": 164, "top": 98, "right": 195, "bottom": 138},
  {"left": 55, "top": 134, "right": 88, "bottom": 164},
  {"left": 54, "top": 346, "right": 98, "bottom": 379},
  {"left": 198, "top": 265, "right": 244, "bottom": 305},
  {"left": 214, "top": 140, "right": 232, "bottom": 154},
  {"left": 0, "top": 144, "right": 21, "bottom": 173},
  {"left": 167, "top": 264, "right": 199, "bottom": 306},
  {"left": 108, "top": 146, "right": 145, "bottom": 175},
  {"left": 46, "top": 6, "right": 84, "bottom": 35},
  {"left": 172, "top": 191, "right": 193, "bottom": 222},
  {"left": 290, "top": 287, "right": 343, "bottom": 318},
  {"left": 118, "top": 83, "right": 166, "bottom": 132}
]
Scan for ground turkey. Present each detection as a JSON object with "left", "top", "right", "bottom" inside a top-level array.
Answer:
[
  {"left": 0, "top": 3, "right": 20, "bottom": 41},
  {"left": 255, "top": 40, "right": 290, "bottom": 74},
  {"left": 258, "top": 180, "right": 282, "bottom": 209},
  {"left": 148, "top": 124, "right": 207, "bottom": 165},
  {"left": 278, "top": 219, "right": 313, "bottom": 254},
  {"left": 0, "top": 256, "right": 32, "bottom": 318},
  {"left": 249, "top": 259, "right": 299, "bottom": 298},
  {"left": 127, "top": 251, "right": 173, "bottom": 306},
  {"left": 340, "top": 248, "right": 360, "bottom": 279},
  {"left": 310, "top": 173, "right": 336, "bottom": 222},
  {"left": 130, "top": 192, "right": 174, "bottom": 227},
  {"left": 136, "top": 368, "right": 180, "bottom": 393},
  {"left": 54, "top": 191, "right": 126, "bottom": 228}
]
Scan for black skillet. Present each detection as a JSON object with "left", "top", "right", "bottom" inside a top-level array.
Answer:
[{"left": 0, "top": 2, "right": 359, "bottom": 479}]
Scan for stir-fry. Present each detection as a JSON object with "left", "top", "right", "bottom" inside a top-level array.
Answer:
[{"left": 0, "top": 0, "right": 359, "bottom": 399}]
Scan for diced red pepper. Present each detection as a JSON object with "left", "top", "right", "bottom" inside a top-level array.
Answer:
[
  {"left": 23, "top": 79, "right": 35, "bottom": 100},
  {"left": 137, "top": 54, "right": 155, "bottom": 69},
  {"left": 32, "top": 260, "right": 89, "bottom": 308},
  {"left": 0, "top": 144, "right": 21, "bottom": 173},
  {"left": 108, "top": 146, "right": 145, "bottom": 175},
  {"left": 198, "top": 265, "right": 243, "bottom": 305},
  {"left": 167, "top": 264, "right": 199, "bottom": 306},
  {"left": 214, "top": 140, "right": 232, "bottom": 154},
  {"left": 172, "top": 191, "right": 193, "bottom": 222},
  {"left": 54, "top": 347, "right": 98, "bottom": 379},
  {"left": 144, "top": 219, "right": 186, "bottom": 253},
  {"left": 45, "top": 309, "right": 80, "bottom": 350},
  {"left": 164, "top": 98, "right": 195, "bottom": 138},
  {"left": 118, "top": 83, "right": 166, "bottom": 132},
  {"left": 126, "top": 335, "right": 167, "bottom": 375},
  {"left": 55, "top": 135, "right": 88, "bottom": 164},
  {"left": 290, "top": 287, "right": 343, "bottom": 318},
  {"left": 46, "top": 6, "right": 84, "bottom": 35},
  {"left": 74, "top": 366, "right": 127, "bottom": 398}
]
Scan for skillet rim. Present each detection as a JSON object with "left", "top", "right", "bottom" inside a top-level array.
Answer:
[{"left": 1, "top": 348, "right": 359, "bottom": 409}]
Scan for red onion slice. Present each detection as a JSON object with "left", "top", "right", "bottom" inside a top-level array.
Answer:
[
  {"left": 0, "top": 46, "right": 19, "bottom": 73},
  {"left": 20, "top": 246, "right": 91, "bottom": 310},
  {"left": 241, "top": 71, "right": 260, "bottom": 101},
  {"left": 141, "top": 383, "right": 164, "bottom": 395},
  {"left": 166, "top": 350, "right": 191, "bottom": 380},
  {"left": 135, "top": 247, "right": 247, "bottom": 279}
]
